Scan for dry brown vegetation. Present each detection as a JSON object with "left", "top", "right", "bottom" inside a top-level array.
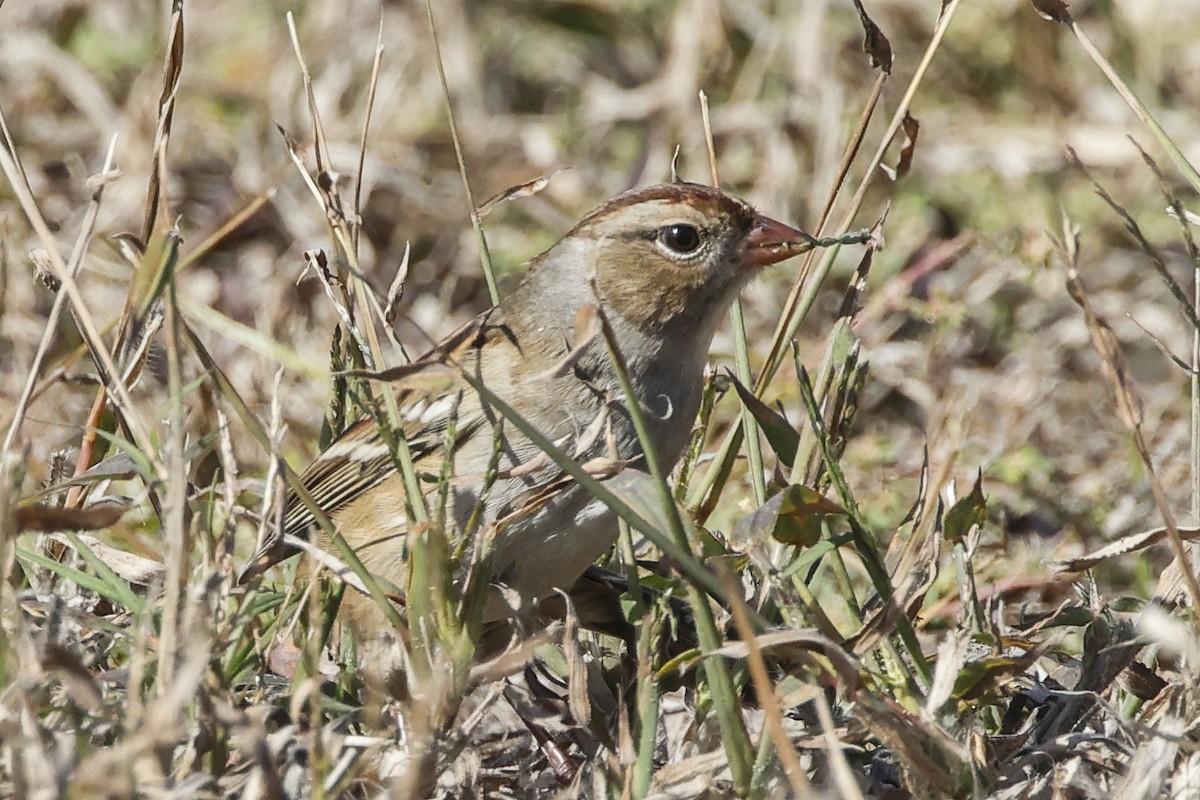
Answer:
[{"left": 4, "top": 0, "right": 1200, "bottom": 797}]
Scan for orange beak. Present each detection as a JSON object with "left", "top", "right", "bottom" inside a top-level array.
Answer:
[{"left": 746, "top": 213, "right": 810, "bottom": 267}]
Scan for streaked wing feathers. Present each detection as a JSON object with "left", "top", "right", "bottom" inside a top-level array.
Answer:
[
  {"left": 286, "top": 308, "right": 513, "bottom": 536},
  {"left": 241, "top": 310, "right": 514, "bottom": 582}
]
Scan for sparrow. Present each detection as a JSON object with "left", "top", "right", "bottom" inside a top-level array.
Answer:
[{"left": 249, "top": 181, "right": 807, "bottom": 675}]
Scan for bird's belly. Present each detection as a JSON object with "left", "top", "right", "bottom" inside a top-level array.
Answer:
[{"left": 480, "top": 488, "right": 616, "bottom": 622}]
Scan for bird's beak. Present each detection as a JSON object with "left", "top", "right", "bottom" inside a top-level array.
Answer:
[{"left": 745, "top": 213, "right": 810, "bottom": 267}]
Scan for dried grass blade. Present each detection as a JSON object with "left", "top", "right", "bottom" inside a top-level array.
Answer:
[
  {"left": 424, "top": 0, "right": 497, "bottom": 304},
  {"left": 1064, "top": 254, "right": 1200, "bottom": 614},
  {"left": 1035, "top": 5, "right": 1200, "bottom": 194},
  {"left": 140, "top": 0, "right": 185, "bottom": 242},
  {"left": 352, "top": 17, "right": 385, "bottom": 253},
  {"left": 719, "top": 563, "right": 814, "bottom": 798}
]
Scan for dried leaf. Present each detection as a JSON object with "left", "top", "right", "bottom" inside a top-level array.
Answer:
[
  {"left": 267, "top": 643, "right": 302, "bottom": 680},
  {"left": 14, "top": 502, "right": 127, "bottom": 532},
  {"left": 1122, "top": 660, "right": 1166, "bottom": 702},
  {"left": 852, "top": 0, "right": 893, "bottom": 73},
  {"left": 109, "top": 232, "right": 147, "bottom": 269},
  {"left": 29, "top": 249, "right": 61, "bottom": 293},
  {"left": 1058, "top": 526, "right": 1200, "bottom": 572},
  {"left": 383, "top": 242, "right": 411, "bottom": 325},
  {"left": 925, "top": 630, "right": 971, "bottom": 713},
  {"left": 561, "top": 594, "right": 591, "bottom": 726},
  {"left": 849, "top": 526, "right": 940, "bottom": 657},
  {"left": 836, "top": 232, "right": 879, "bottom": 320},
  {"left": 140, "top": 0, "right": 185, "bottom": 241},
  {"left": 711, "top": 630, "right": 861, "bottom": 688},
  {"left": 49, "top": 532, "right": 164, "bottom": 585},
  {"left": 475, "top": 171, "right": 560, "bottom": 219},
  {"left": 895, "top": 113, "right": 920, "bottom": 179},
  {"left": 35, "top": 452, "right": 141, "bottom": 498},
  {"left": 1030, "top": 0, "right": 1072, "bottom": 24},
  {"left": 880, "top": 113, "right": 920, "bottom": 181}
]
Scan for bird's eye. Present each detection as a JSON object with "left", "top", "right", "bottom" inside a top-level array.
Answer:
[{"left": 659, "top": 224, "right": 702, "bottom": 255}]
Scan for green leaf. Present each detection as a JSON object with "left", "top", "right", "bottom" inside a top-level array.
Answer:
[
  {"left": 943, "top": 471, "right": 986, "bottom": 543},
  {"left": 733, "top": 484, "right": 846, "bottom": 547},
  {"left": 16, "top": 543, "right": 142, "bottom": 614},
  {"left": 728, "top": 374, "right": 799, "bottom": 465}
]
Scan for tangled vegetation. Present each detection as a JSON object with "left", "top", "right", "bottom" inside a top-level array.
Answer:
[{"left": 3, "top": 1, "right": 1200, "bottom": 796}]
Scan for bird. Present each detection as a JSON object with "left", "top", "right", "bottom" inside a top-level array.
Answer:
[{"left": 247, "top": 181, "right": 807, "bottom": 681}]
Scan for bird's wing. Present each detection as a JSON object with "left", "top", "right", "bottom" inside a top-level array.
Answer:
[{"left": 240, "top": 309, "right": 515, "bottom": 581}]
